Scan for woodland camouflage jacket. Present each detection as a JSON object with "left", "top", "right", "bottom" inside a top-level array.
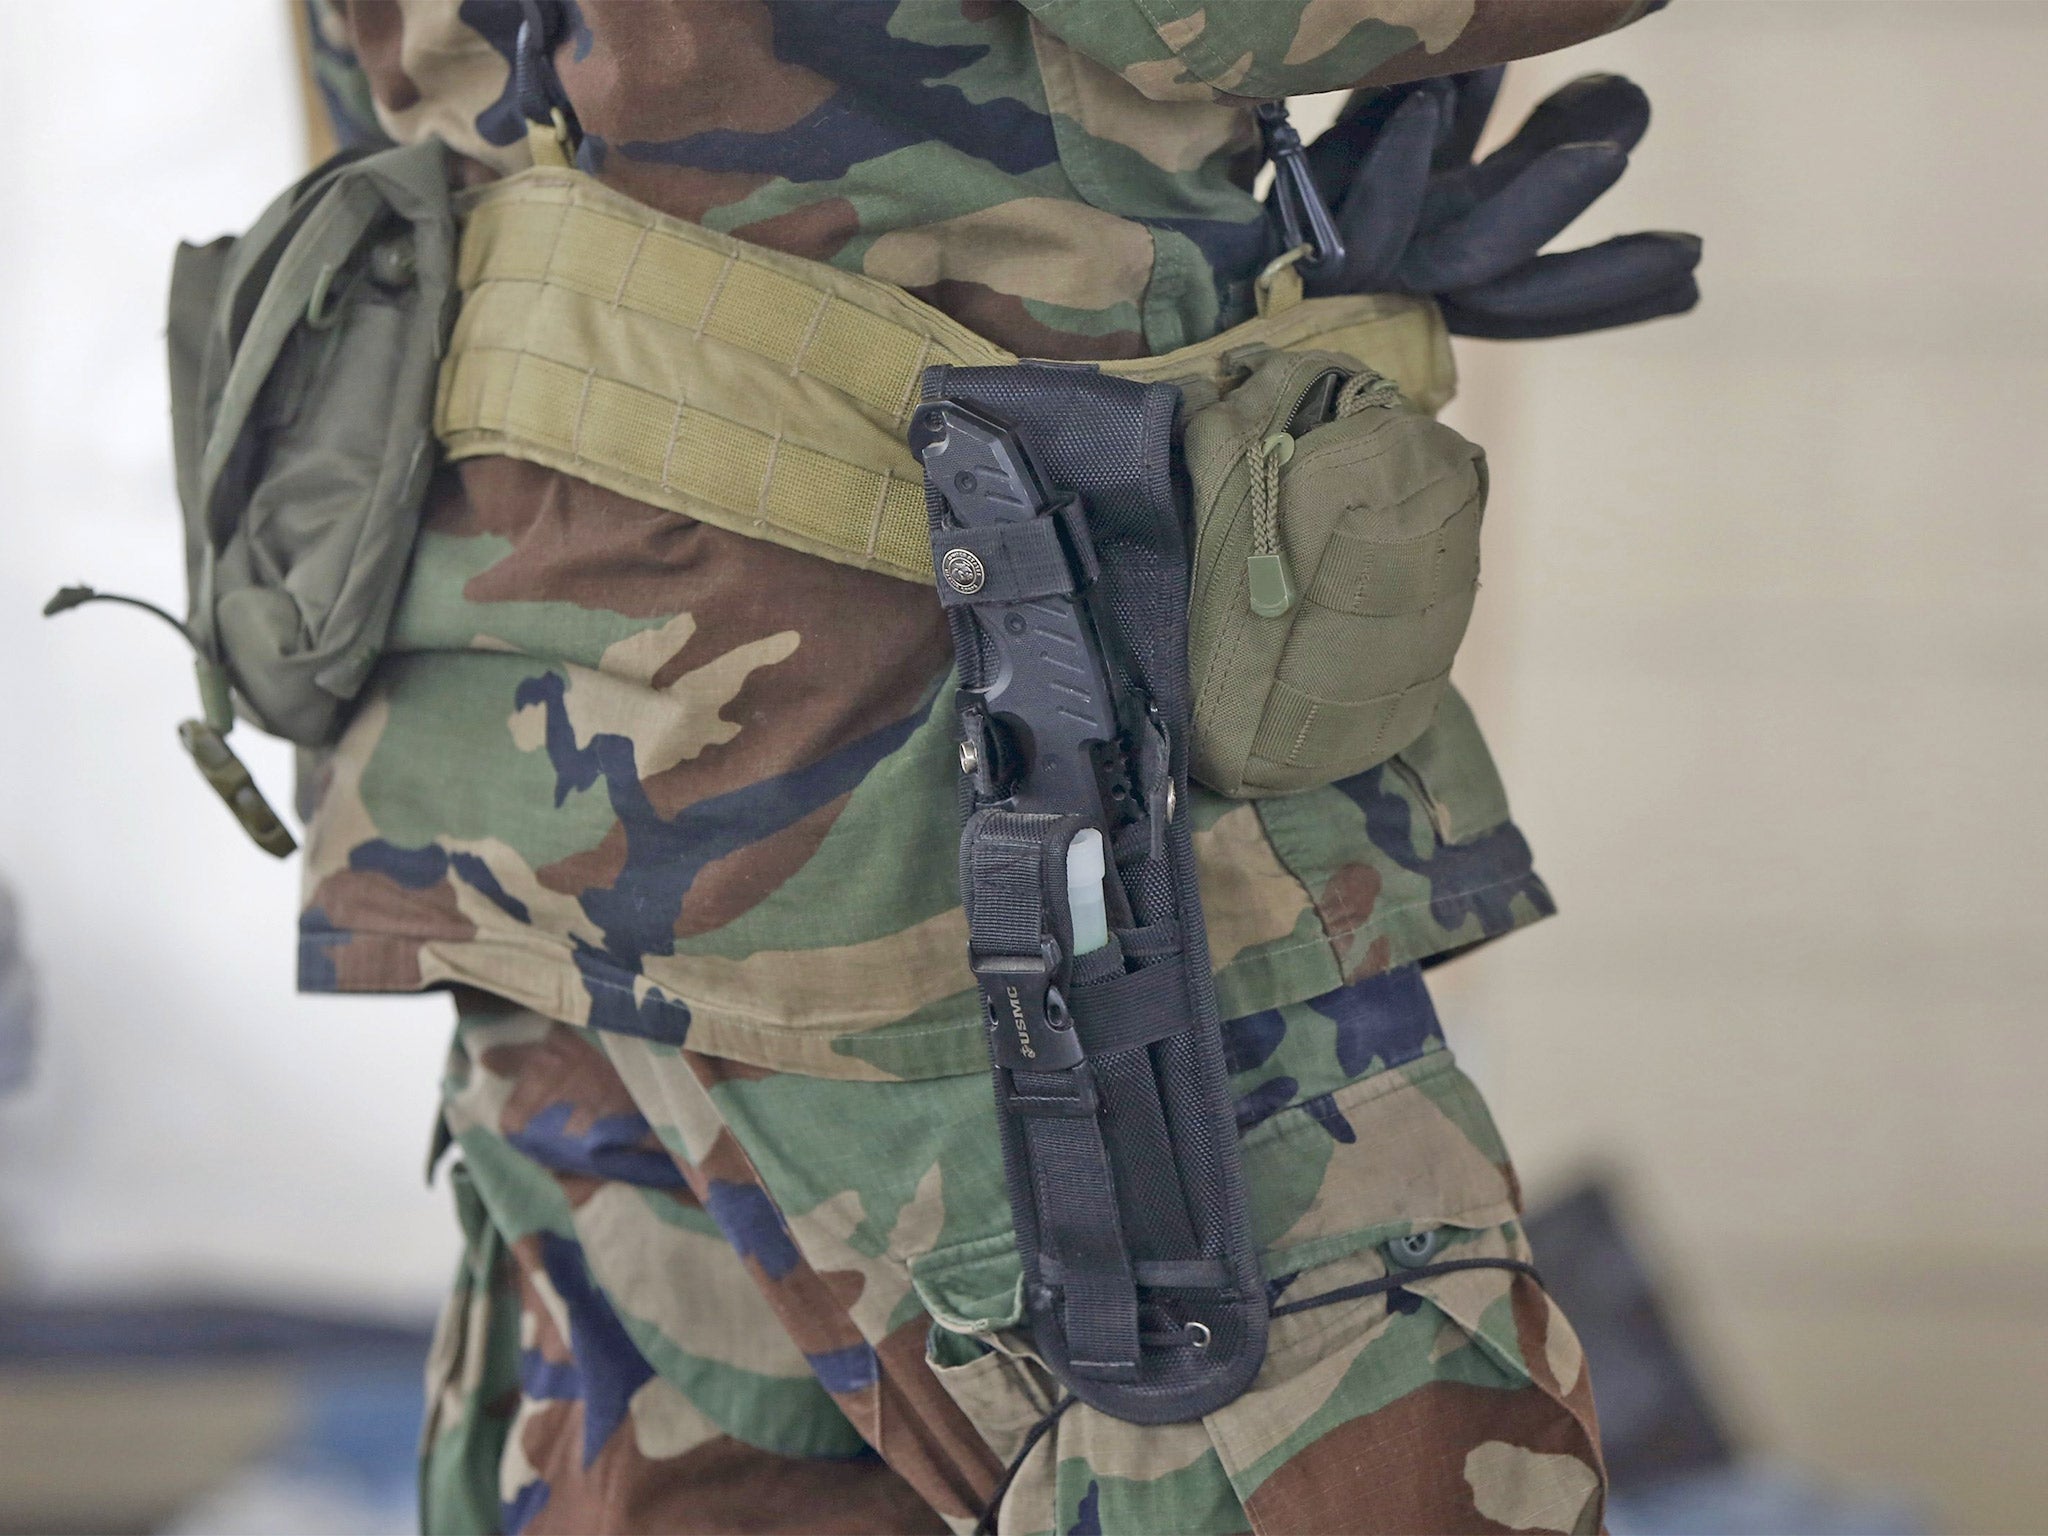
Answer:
[{"left": 295, "top": 0, "right": 1648, "bottom": 1078}]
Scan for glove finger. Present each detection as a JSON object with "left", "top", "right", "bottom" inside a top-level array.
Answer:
[
  {"left": 1304, "top": 78, "right": 1449, "bottom": 195},
  {"left": 1439, "top": 232, "right": 1702, "bottom": 331},
  {"left": 1443, "top": 272, "right": 1699, "bottom": 339},
  {"left": 1436, "top": 66, "right": 1504, "bottom": 170},
  {"left": 1464, "top": 74, "right": 1650, "bottom": 208},
  {"left": 1504, "top": 74, "right": 1652, "bottom": 169},
  {"left": 1311, "top": 89, "right": 1441, "bottom": 293},
  {"left": 1301, "top": 87, "right": 1394, "bottom": 210},
  {"left": 1449, "top": 231, "right": 1702, "bottom": 316},
  {"left": 1400, "top": 142, "right": 1630, "bottom": 292}
]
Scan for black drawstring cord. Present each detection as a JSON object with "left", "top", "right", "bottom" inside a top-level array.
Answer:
[
  {"left": 968, "top": 1260, "right": 1535, "bottom": 1531},
  {"left": 973, "top": 1394, "right": 1076, "bottom": 1536},
  {"left": 1270, "top": 1257, "right": 1541, "bottom": 1320},
  {"left": 43, "top": 584, "right": 194, "bottom": 646}
]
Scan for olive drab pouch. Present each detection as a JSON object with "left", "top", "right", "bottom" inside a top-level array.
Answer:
[
  {"left": 47, "top": 138, "right": 457, "bottom": 853},
  {"left": 1181, "top": 348, "right": 1486, "bottom": 798},
  {"left": 174, "top": 137, "right": 457, "bottom": 747}
]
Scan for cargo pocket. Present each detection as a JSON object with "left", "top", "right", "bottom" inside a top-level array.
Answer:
[
  {"left": 1208, "top": 1057, "right": 1605, "bottom": 1535},
  {"left": 419, "top": 1160, "right": 521, "bottom": 1536},
  {"left": 920, "top": 1324, "right": 1063, "bottom": 1471},
  {"left": 1218, "top": 1227, "right": 1603, "bottom": 1536},
  {"left": 907, "top": 1228, "right": 1054, "bottom": 1468},
  {"left": 1239, "top": 1047, "right": 1522, "bottom": 1274}
]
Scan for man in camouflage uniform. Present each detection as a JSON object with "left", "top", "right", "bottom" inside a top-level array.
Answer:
[{"left": 294, "top": 3, "right": 1663, "bottom": 1530}]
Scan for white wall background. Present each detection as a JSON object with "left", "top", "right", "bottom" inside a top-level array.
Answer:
[
  {"left": 0, "top": 1, "right": 457, "bottom": 1315},
  {"left": 1418, "top": 6, "right": 2048, "bottom": 1531}
]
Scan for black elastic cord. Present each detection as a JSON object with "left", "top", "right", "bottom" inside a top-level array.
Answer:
[
  {"left": 972, "top": 1394, "right": 1075, "bottom": 1536},
  {"left": 970, "top": 1262, "right": 1536, "bottom": 1531},
  {"left": 42, "top": 586, "right": 195, "bottom": 647},
  {"left": 1269, "top": 1257, "right": 1541, "bottom": 1320}
]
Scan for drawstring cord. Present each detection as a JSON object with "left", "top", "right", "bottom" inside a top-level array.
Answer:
[
  {"left": 1246, "top": 371, "right": 1403, "bottom": 619},
  {"left": 973, "top": 1394, "right": 1076, "bottom": 1536},
  {"left": 1334, "top": 371, "right": 1403, "bottom": 416},
  {"left": 41, "top": 585, "right": 297, "bottom": 856},
  {"left": 969, "top": 1257, "right": 1528, "bottom": 1532},
  {"left": 43, "top": 584, "right": 191, "bottom": 643},
  {"left": 1269, "top": 1256, "right": 1541, "bottom": 1320}
]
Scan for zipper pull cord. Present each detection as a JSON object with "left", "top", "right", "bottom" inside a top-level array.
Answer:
[
  {"left": 1336, "top": 372, "right": 1403, "bottom": 415},
  {"left": 1257, "top": 102, "right": 1346, "bottom": 274},
  {"left": 1247, "top": 432, "right": 1298, "bottom": 618},
  {"left": 1245, "top": 374, "right": 1402, "bottom": 620}
]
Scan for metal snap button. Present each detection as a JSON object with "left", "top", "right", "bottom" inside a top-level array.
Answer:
[
  {"left": 368, "top": 236, "right": 417, "bottom": 289},
  {"left": 941, "top": 548, "right": 985, "bottom": 595}
]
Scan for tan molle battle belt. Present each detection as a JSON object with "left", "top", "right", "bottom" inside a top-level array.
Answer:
[
  {"left": 66, "top": 144, "right": 1471, "bottom": 857},
  {"left": 436, "top": 168, "right": 1457, "bottom": 587},
  {"left": 438, "top": 168, "right": 1481, "bottom": 799}
]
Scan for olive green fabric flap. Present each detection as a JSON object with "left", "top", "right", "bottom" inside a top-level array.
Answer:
[
  {"left": 1184, "top": 350, "right": 1485, "bottom": 798},
  {"left": 170, "top": 138, "right": 457, "bottom": 746},
  {"left": 1388, "top": 685, "right": 1510, "bottom": 843}
]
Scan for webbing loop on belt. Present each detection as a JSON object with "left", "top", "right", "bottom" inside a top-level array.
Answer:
[{"left": 436, "top": 168, "right": 1456, "bottom": 585}]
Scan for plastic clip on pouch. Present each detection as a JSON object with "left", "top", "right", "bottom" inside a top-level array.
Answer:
[
  {"left": 913, "top": 367, "right": 1268, "bottom": 1424},
  {"left": 45, "top": 138, "right": 458, "bottom": 854}
]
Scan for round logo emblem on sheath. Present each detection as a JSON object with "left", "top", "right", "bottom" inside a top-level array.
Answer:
[{"left": 941, "top": 548, "right": 986, "bottom": 595}]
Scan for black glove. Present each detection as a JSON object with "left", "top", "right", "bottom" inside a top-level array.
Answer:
[{"left": 1292, "top": 68, "right": 1701, "bottom": 339}]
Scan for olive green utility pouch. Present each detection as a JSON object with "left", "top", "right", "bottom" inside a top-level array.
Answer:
[
  {"left": 171, "top": 137, "right": 457, "bottom": 747},
  {"left": 48, "top": 139, "right": 456, "bottom": 853},
  {"left": 1182, "top": 349, "right": 1486, "bottom": 798}
]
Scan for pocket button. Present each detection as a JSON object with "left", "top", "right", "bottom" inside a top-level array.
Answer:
[{"left": 1385, "top": 1229, "right": 1441, "bottom": 1268}]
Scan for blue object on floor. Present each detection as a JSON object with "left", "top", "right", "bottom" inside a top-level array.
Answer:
[
  {"left": 1610, "top": 1461, "right": 1928, "bottom": 1535},
  {"left": 160, "top": 1352, "right": 426, "bottom": 1534},
  {"left": 0, "top": 1299, "right": 431, "bottom": 1534}
]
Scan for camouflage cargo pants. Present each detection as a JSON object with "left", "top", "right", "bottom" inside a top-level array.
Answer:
[{"left": 422, "top": 968, "right": 1605, "bottom": 1534}]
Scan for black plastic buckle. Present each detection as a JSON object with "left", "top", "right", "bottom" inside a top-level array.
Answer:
[{"left": 977, "top": 941, "right": 1084, "bottom": 1073}]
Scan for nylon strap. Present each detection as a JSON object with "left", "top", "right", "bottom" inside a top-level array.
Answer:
[
  {"left": 436, "top": 168, "right": 1457, "bottom": 585},
  {"left": 1068, "top": 961, "right": 1193, "bottom": 1056},
  {"left": 962, "top": 809, "right": 1142, "bottom": 1380},
  {"left": 931, "top": 517, "right": 1076, "bottom": 608},
  {"left": 964, "top": 810, "right": 1068, "bottom": 974}
]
